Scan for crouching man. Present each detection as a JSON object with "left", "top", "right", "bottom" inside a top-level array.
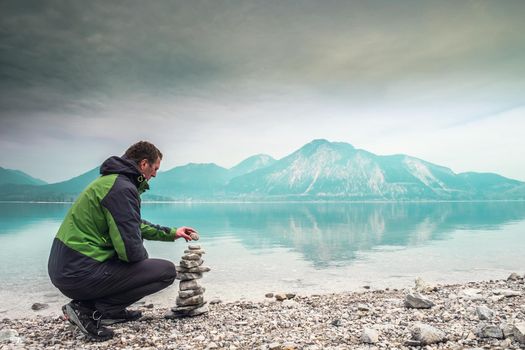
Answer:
[{"left": 48, "top": 141, "right": 197, "bottom": 341}]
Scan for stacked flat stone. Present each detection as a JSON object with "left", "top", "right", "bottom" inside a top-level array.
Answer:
[{"left": 165, "top": 244, "right": 210, "bottom": 319}]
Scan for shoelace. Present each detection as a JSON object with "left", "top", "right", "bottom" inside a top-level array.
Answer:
[{"left": 92, "top": 310, "right": 103, "bottom": 329}]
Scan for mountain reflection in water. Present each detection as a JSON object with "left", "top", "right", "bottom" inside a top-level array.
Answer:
[{"left": 140, "top": 201, "right": 525, "bottom": 267}]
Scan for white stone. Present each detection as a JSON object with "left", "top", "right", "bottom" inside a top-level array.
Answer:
[
  {"left": 171, "top": 302, "right": 206, "bottom": 312},
  {"left": 186, "top": 303, "right": 209, "bottom": 317},
  {"left": 475, "top": 305, "right": 495, "bottom": 320},
  {"left": 493, "top": 289, "right": 521, "bottom": 297},
  {"left": 189, "top": 232, "right": 200, "bottom": 241},
  {"left": 180, "top": 279, "right": 202, "bottom": 291},
  {"left": 357, "top": 303, "right": 370, "bottom": 311},
  {"left": 180, "top": 259, "right": 204, "bottom": 268},
  {"left": 176, "top": 295, "right": 204, "bottom": 306},
  {"left": 282, "top": 342, "right": 297, "bottom": 350},
  {"left": 177, "top": 272, "right": 203, "bottom": 281},
  {"left": 404, "top": 292, "right": 435, "bottom": 309},
  {"left": 0, "top": 329, "right": 21, "bottom": 344},
  {"left": 275, "top": 293, "right": 287, "bottom": 301},
  {"left": 461, "top": 289, "right": 483, "bottom": 300},
  {"left": 514, "top": 322, "right": 525, "bottom": 344},
  {"left": 206, "top": 342, "right": 218, "bottom": 349},
  {"left": 184, "top": 249, "right": 205, "bottom": 255},
  {"left": 182, "top": 253, "right": 202, "bottom": 261},
  {"left": 179, "top": 287, "right": 205, "bottom": 298},
  {"left": 410, "top": 323, "right": 446, "bottom": 345},
  {"left": 475, "top": 323, "right": 503, "bottom": 339},
  {"left": 282, "top": 299, "right": 299, "bottom": 308},
  {"left": 501, "top": 323, "right": 515, "bottom": 338},
  {"left": 414, "top": 277, "right": 429, "bottom": 292},
  {"left": 361, "top": 328, "right": 379, "bottom": 344}
]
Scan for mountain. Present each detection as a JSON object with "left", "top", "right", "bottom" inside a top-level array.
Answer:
[
  {"left": 457, "top": 172, "right": 524, "bottom": 199},
  {"left": 0, "top": 167, "right": 47, "bottom": 186},
  {"left": 0, "top": 154, "right": 275, "bottom": 201},
  {"left": 1, "top": 139, "right": 524, "bottom": 201},
  {"left": 0, "top": 167, "right": 100, "bottom": 201},
  {"left": 225, "top": 139, "right": 524, "bottom": 200},
  {"left": 228, "top": 154, "right": 276, "bottom": 179},
  {"left": 45, "top": 167, "right": 100, "bottom": 194},
  {"left": 146, "top": 155, "right": 276, "bottom": 199},
  {"left": 146, "top": 163, "right": 230, "bottom": 199}
]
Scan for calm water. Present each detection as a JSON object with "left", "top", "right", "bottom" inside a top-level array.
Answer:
[{"left": 1, "top": 201, "right": 524, "bottom": 318}]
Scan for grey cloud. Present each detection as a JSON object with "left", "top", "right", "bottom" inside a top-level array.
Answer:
[
  {"left": 0, "top": 1, "right": 227, "bottom": 114},
  {"left": 1, "top": 0, "right": 524, "bottom": 118}
]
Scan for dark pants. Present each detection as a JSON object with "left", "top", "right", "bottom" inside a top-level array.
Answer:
[{"left": 55, "top": 258, "right": 176, "bottom": 314}]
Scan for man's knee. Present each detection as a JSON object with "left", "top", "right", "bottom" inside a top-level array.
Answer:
[{"left": 156, "top": 259, "right": 177, "bottom": 283}]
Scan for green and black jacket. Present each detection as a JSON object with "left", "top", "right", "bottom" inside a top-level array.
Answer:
[{"left": 48, "top": 156, "right": 176, "bottom": 284}]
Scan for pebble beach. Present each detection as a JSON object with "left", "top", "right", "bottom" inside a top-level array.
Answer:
[{"left": 1, "top": 274, "right": 524, "bottom": 350}]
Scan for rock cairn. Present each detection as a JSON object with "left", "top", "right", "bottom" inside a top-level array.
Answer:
[{"left": 165, "top": 244, "right": 211, "bottom": 319}]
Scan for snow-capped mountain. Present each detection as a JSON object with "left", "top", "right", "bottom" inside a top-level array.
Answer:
[
  {"left": 225, "top": 139, "right": 523, "bottom": 200},
  {"left": 228, "top": 154, "right": 276, "bottom": 179}
]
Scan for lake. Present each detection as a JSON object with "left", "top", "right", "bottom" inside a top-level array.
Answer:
[{"left": 1, "top": 201, "right": 524, "bottom": 319}]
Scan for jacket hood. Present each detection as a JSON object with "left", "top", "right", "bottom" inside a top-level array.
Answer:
[
  {"left": 100, "top": 156, "right": 148, "bottom": 190},
  {"left": 100, "top": 156, "right": 140, "bottom": 176}
]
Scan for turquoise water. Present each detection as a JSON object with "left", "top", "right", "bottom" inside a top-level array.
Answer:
[{"left": 1, "top": 201, "right": 524, "bottom": 318}]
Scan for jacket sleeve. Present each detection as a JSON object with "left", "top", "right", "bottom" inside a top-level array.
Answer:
[
  {"left": 101, "top": 185, "right": 148, "bottom": 263},
  {"left": 141, "top": 220, "right": 177, "bottom": 241}
]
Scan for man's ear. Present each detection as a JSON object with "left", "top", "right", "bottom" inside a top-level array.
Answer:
[{"left": 138, "top": 159, "right": 149, "bottom": 170}]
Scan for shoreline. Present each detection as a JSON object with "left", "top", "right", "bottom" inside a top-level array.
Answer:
[
  {"left": 2, "top": 199, "right": 525, "bottom": 204},
  {"left": 1, "top": 275, "right": 524, "bottom": 349},
  {"left": 0, "top": 269, "right": 519, "bottom": 321}
]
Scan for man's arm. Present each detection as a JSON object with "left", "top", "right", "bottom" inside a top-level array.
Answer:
[
  {"left": 141, "top": 220, "right": 196, "bottom": 242},
  {"left": 140, "top": 220, "right": 176, "bottom": 241},
  {"left": 101, "top": 186, "right": 148, "bottom": 263}
]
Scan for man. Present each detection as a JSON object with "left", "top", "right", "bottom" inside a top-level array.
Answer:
[{"left": 48, "top": 141, "right": 197, "bottom": 341}]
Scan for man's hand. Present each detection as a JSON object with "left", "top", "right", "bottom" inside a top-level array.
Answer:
[{"left": 175, "top": 226, "right": 198, "bottom": 242}]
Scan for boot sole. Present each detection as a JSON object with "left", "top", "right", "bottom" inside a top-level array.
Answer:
[
  {"left": 63, "top": 304, "right": 113, "bottom": 342},
  {"left": 63, "top": 304, "right": 90, "bottom": 335},
  {"left": 62, "top": 305, "right": 75, "bottom": 326}
]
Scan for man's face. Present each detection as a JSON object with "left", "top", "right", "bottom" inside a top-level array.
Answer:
[{"left": 139, "top": 157, "right": 161, "bottom": 180}]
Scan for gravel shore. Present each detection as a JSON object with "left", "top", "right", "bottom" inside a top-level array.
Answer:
[{"left": 1, "top": 275, "right": 524, "bottom": 349}]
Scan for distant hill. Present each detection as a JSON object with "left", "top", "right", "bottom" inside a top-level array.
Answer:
[
  {"left": 147, "top": 163, "right": 230, "bottom": 199},
  {"left": 45, "top": 167, "right": 100, "bottom": 194},
  {"left": 145, "top": 155, "right": 276, "bottom": 199},
  {"left": 0, "top": 167, "right": 100, "bottom": 201},
  {"left": 0, "top": 167, "right": 47, "bottom": 186},
  {"left": 1, "top": 140, "right": 524, "bottom": 201}
]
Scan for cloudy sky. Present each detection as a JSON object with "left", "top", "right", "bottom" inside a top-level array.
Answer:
[{"left": 1, "top": 0, "right": 524, "bottom": 183}]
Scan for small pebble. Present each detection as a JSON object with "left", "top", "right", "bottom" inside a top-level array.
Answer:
[{"left": 2, "top": 275, "right": 524, "bottom": 349}]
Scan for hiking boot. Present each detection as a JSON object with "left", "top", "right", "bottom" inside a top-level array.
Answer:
[
  {"left": 101, "top": 308, "right": 142, "bottom": 325},
  {"left": 62, "top": 302, "right": 114, "bottom": 342}
]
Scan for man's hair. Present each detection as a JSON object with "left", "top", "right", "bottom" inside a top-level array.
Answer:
[{"left": 123, "top": 141, "right": 163, "bottom": 165}]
